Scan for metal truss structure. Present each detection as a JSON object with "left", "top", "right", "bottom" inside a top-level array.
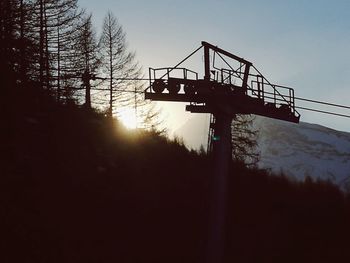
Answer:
[
  {"left": 146, "top": 41, "right": 300, "bottom": 122},
  {"left": 145, "top": 41, "right": 300, "bottom": 263}
]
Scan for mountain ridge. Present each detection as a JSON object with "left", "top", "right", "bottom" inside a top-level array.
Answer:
[
  {"left": 255, "top": 116, "right": 350, "bottom": 190},
  {"left": 175, "top": 115, "right": 350, "bottom": 189}
]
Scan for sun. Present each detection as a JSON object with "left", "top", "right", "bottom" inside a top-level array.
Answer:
[{"left": 118, "top": 108, "right": 138, "bottom": 129}]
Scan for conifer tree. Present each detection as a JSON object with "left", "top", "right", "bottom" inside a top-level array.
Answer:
[
  {"left": 231, "top": 114, "right": 259, "bottom": 166},
  {"left": 18, "top": 0, "right": 34, "bottom": 84},
  {"left": 51, "top": 0, "right": 81, "bottom": 102},
  {"left": 0, "top": 0, "right": 35, "bottom": 87},
  {"left": 99, "top": 11, "right": 162, "bottom": 130},
  {"left": 28, "top": 0, "right": 81, "bottom": 94},
  {"left": 0, "top": 0, "right": 18, "bottom": 86},
  {"left": 99, "top": 11, "right": 141, "bottom": 117},
  {"left": 74, "top": 14, "right": 100, "bottom": 108}
]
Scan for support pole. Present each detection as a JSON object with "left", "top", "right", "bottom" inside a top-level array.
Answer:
[
  {"left": 207, "top": 113, "right": 232, "bottom": 263},
  {"left": 83, "top": 70, "right": 91, "bottom": 109},
  {"left": 204, "top": 44, "right": 210, "bottom": 81}
]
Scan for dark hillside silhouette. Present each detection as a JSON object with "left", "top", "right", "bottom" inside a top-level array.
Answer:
[{"left": 1, "top": 86, "right": 350, "bottom": 263}]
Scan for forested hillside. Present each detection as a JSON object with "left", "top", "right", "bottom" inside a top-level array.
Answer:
[
  {"left": 1, "top": 86, "right": 350, "bottom": 263},
  {"left": 1, "top": 1, "right": 350, "bottom": 262}
]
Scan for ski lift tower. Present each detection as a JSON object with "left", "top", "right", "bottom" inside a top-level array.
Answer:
[{"left": 145, "top": 41, "right": 300, "bottom": 263}]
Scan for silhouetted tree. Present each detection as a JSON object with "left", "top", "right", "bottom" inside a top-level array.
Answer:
[
  {"left": 98, "top": 11, "right": 163, "bottom": 130},
  {"left": 17, "top": 0, "right": 32, "bottom": 84},
  {"left": 14, "top": 0, "right": 40, "bottom": 86},
  {"left": 30, "top": 0, "right": 82, "bottom": 94},
  {"left": 0, "top": 0, "right": 17, "bottom": 86},
  {"left": 50, "top": 0, "right": 82, "bottom": 102},
  {"left": 0, "top": 0, "right": 37, "bottom": 88},
  {"left": 231, "top": 114, "right": 259, "bottom": 166},
  {"left": 36, "top": 0, "right": 46, "bottom": 87},
  {"left": 99, "top": 11, "right": 141, "bottom": 116},
  {"left": 74, "top": 14, "right": 100, "bottom": 108}
]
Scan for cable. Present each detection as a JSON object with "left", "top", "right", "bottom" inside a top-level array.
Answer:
[
  {"left": 215, "top": 52, "right": 264, "bottom": 99},
  {"left": 61, "top": 59, "right": 350, "bottom": 120},
  {"left": 260, "top": 82, "right": 350, "bottom": 110},
  {"left": 295, "top": 106, "right": 350, "bottom": 118},
  {"left": 247, "top": 84, "right": 350, "bottom": 115},
  {"left": 158, "top": 45, "right": 203, "bottom": 80},
  {"left": 62, "top": 75, "right": 151, "bottom": 81},
  {"left": 89, "top": 84, "right": 350, "bottom": 118},
  {"left": 249, "top": 93, "right": 350, "bottom": 118},
  {"left": 295, "top": 96, "right": 350, "bottom": 110},
  {"left": 92, "top": 77, "right": 150, "bottom": 81},
  {"left": 255, "top": 82, "right": 350, "bottom": 111}
]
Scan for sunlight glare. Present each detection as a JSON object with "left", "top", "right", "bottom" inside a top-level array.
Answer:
[{"left": 118, "top": 108, "right": 138, "bottom": 129}]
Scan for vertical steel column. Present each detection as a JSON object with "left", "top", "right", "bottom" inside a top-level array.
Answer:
[
  {"left": 257, "top": 75, "right": 261, "bottom": 99},
  {"left": 204, "top": 43, "right": 210, "bottom": 81},
  {"left": 242, "top": 63, "right": 251, "bottom": 94},
  {"left": 207, "top": 113, "right": 232, "bottom": 263}
]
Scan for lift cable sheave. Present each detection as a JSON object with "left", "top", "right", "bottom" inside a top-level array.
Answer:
[
  {"left": 145, "top": 41, "right": 300, "bottom": 124},
  {"left": 144, "top": 41, "right": 301, "bottom": 263}
]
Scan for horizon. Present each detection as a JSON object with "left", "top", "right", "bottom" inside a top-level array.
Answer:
[{"left": 80, "top": 0, "right": 350, "bottom": 134}]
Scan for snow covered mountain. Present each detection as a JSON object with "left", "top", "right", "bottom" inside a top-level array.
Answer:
[
  {"left": 254, "top": 116, "right": 350, "bottom": 189},
  {"left": 175, "top": 115, "right": 350, "bottom": 190}
]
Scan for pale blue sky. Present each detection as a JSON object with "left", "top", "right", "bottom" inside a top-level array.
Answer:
[{"left": 80, "top": 0, "right": 350, "bottom": 132}]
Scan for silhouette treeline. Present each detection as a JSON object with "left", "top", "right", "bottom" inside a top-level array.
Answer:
[
  {"left": 1, "top": 83, "right": 350, "bottom": 263},
  {"left": 0, "top": 0, "right": 159, "bottom": 128}
]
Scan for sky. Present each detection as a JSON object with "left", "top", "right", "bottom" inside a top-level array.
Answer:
[{"left": 79, "top": 0, "right": 350, "bottom": 134}]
